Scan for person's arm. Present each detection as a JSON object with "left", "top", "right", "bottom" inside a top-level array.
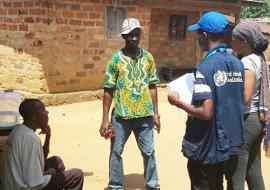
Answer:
[
  {"left": 40, "top": 126, "right": 51, "bottom": 160},
  {"left": 168, "top": 92, "right": 213, "bottom": 120},
  {"left": 99, "top": 88, "right": 113, "bottom": 137},
  {"left": 100, "top": 56, "right": 117, "bottom": 137},
  {"left": 150, "top": 84, "right": 160, "bottom": 133},
  {"left": 244, "top": 69, "right": 256, "bottom": 105}
]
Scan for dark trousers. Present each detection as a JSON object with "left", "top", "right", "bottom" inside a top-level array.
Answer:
[
  {"left": 229, "top": 113, "right": 265, "bottom": 190},
  {"left": 216, "top": 155, "right": 239, "bottom": 190},
  {"left": 43, "top": 156, "right": 84, "bottom": 190},
  {"left": 187, "top": 159, "right": 220, "bottom": 190}
]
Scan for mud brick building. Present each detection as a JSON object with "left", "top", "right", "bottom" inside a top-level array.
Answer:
[{"left": 0, "top": 0, "right": 259, "bottom": 93}]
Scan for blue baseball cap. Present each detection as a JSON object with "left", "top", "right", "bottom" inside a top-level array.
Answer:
[{"left": 188, "top": 12, "right": 229, "bottom": 33}]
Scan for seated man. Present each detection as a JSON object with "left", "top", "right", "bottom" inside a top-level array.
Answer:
[{"left": 1, "top": 99, "right": 84, "bottom": 190}]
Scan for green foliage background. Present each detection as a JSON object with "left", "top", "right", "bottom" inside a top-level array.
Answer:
[{"left": 241, "top": 0, "right": 270, "bottom": 18}]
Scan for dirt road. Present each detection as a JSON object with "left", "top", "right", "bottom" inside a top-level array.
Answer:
[{"left": 46, "top": 89, "right": 270, "bottom": 190}]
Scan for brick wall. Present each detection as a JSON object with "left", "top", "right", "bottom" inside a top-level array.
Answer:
[
  {"left": 148, "top": 9, "right": 198, "bottom": 73},
  {"left": 0, "top": 0, "right": 151, "bottom": 93}
]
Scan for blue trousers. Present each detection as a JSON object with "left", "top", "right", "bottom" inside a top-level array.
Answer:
[{"left": 108, "top": 116, "right": 159, "bottom": 190}]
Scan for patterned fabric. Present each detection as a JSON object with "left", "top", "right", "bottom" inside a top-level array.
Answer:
[
  {"left": 103, "top": 48, "right": 160, "bottom": 119},
  {"left": 259, "top": 55, "right": 270, "bottom": 157}
]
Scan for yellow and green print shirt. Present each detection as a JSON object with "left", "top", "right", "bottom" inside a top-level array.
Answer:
[{"left": 103, "top": 48, "right": 160, "bottom": 119}]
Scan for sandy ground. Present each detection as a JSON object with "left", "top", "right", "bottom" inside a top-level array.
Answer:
[{"left": 45, "top": 88, "right": 270, "bottom": 190}]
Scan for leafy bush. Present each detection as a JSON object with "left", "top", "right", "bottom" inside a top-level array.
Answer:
[{"left": 241, "top": 2, "right": 270, "bottom": 18}]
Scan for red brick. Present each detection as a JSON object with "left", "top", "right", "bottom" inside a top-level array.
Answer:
[
  {"left": 8, "top": 9, "right": 18, "bottom": 15},
  {"left": 121, "top": 0, "right": 134, "bottom": 5},
  {"left": 0, "top": 24, "right": 8, "bottom": 30},
  {"left": 91, "top": 0, "right": 101, "bottom": 3},
  {"left": 101, "top": 0, "right": 113, "bottom": 4},
  {"left": 25, "top": 17, "right": 34, "bottom": 23},
  {"left": 25, "top": 32, "right": 35, "bottom": 39},
  {"left": 95, "top": 21, "right": 104, "bottom": 26},
  {"left": 128, "top": 7, "right": 137, "bottom": 12},
  {"left": 8, "top": 25, "right": 18, "bottom": 31},
  {"left": 55, "top": 3, "right": 68, "bottom": 9},
  {"left": 74, "top": 28, "right": 86, "bottom": 33},
  {"left": 18, "top": 10, "right": 28, "bottom": 15},
  {"left": 89, "top": 13, "right": 100, "bottom": 19},
  {"left": 83, "top": 64, "right": 94, "bottom": 69},
  {"left": 83, "top": 5, "right": 94, "bottom": 11},
  {"left": 19, "top": 24, "right": 28, "bottom": 31},
  {"left": 13, "top": 18, "right": 24, "bottom": 23},
  {"left": 46, "top": 2, "right": 54, "bottom": 9},
  {"left": 71, "top": 4, "right": 81, "bottom": 11},
  {"left": 56, "top": 18, "right": 68, "bottom": 25},
  {"left": 32, "top": 40, "right": 43, "bottom": 47},
  {"left": 92, "top": 56, "right": 100, "bottom": 61},
  {"left": 56, "top": 80, "right": 67, "bottom": 86},
  {"left": 99, "top": 50, "right": 105, "bottom": 54},
  {"left": 0, "top": 9, "right": 7, "bottom": 15},
  {"left": 82, "top": 49, "right": 94, "bottom": 55},
  {"left": 69, "top": 79, "right": 80, "bottom": 84},
  {"left": 34, "top": 2, "right": 41, "bottom": 6},
  {"left": 141, "top": 15, "right": 151, "bottom": 20},
  {"left": 29, "top": 9, "right": 46, "bottom": 15},
  {"left": 36, "top": 18, "right": 51, "bottom": 24},
  {"left": 83, "top": 21, "right": 95, "bottom": 26},
  {"left": 13, "top": 2, "right": 23, "bottom": 8},
  {"left": 24, "top": 1, "right": 34, "bottom": 7},
  {"left": 49, "top": 71, "right": 61, "bottom": 77},
  {"left": 69, "top": 20, "right": 82, "bottom": 25},
  {"left": 3, "top": 18, "right": 13, "bottom": 23},
  {"left": 76, "top": 12, "right": 88, "bottom": 19},
  {"left": 3, "top": 2, "right": 12, "bottom": 7},
  {"left": 76, "top": 71, "right": 86, "bottom": 77},
  {"left": 88, "top": 42, "right": 99, "bottom": 48},
  {"left": 63, "top": 11, "right": 74, "bottom": 18},
  {"left": 47, "top": 10, "right": 56, "bottom": 17},
  {"left": 95, "top": 6, "right": 104, "bottom": 12}
]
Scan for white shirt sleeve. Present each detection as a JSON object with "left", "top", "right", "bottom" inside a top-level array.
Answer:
[
  {"left": 241, "top": 55, "right": 258, "bottom": 72},
  {"left": 21, "top": 135, "right": 47, "bottom": 188}
]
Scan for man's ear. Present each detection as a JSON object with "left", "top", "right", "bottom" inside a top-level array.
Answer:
[
  {"left": 121, "top": 34, "right": 127, "bottom": 40},
  {"left": 202, "top": 32, "right": 208, "bottom": 40}
]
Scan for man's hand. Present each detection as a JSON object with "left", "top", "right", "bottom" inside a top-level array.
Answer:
[
  {"left": 153, "top": 116, "right": 161, "bottom": 134},
  {"left": 39, "top": 126, "right": 51, "bottom": 137},
  {"left": 99, "top": 119, "right": 112, "bottom": 138},
  {"left": 44, "top": 168, "right": 57, "bottom": 175},
  {"left": 168, "top": 91, "right": 180, "bottom": 106},
  {"left": 259, "top": 113, "right": 269, "bottom": 123}
]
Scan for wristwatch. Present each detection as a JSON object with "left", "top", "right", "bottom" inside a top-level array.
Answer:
[{"left": 153, "top": 114, "right": 160, "bottom": 119}]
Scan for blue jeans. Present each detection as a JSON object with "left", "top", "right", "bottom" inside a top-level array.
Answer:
[{"left": 108, "top": 116, "right": 159, "bottom": 190}]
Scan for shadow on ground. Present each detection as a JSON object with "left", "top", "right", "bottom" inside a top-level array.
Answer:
[{"left": 104, "top": 173, "right": 145, "bottom": 190}]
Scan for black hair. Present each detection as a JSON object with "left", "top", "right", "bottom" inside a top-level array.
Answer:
[
  {"left": 254, "top": 38, "right": 269, "bottom": 54},
  {"left": 19, "top": 99, "right": 43, "bottom": 120}
]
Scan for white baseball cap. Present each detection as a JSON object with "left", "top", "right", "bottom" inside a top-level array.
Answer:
[{"left": 120, "top": 18, "right": 142, "bottom": 35}]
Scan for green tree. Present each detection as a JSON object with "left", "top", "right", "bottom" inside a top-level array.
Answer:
[{"left": 241, "top": 1, "right": 270, "bottom": 18}]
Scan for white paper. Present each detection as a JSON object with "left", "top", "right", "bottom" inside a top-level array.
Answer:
[{"left": 167, "top": 73, "right": 195, "bottom": 112}]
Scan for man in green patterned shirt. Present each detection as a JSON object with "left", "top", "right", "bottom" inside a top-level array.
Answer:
[{"left": 99, "top": 18, "right": 161, "bottom": 190}]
